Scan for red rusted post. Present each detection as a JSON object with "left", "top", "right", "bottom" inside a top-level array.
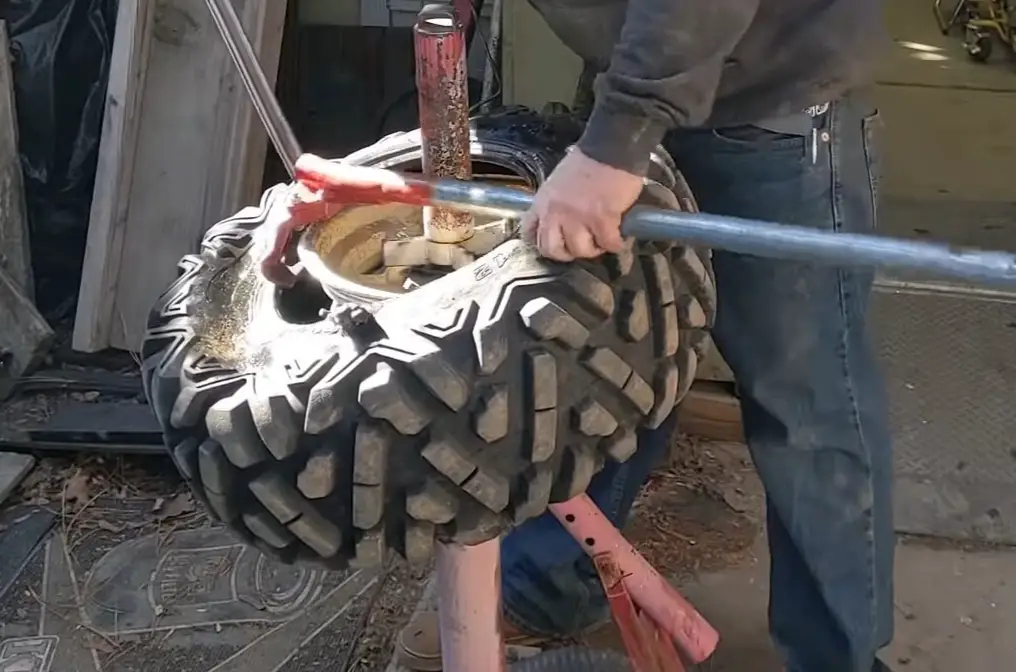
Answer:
[{"left": 414, "top": 2, "right": 474, "bottom": 244}]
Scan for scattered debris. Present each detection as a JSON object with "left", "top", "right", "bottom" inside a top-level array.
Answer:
[
  {"left": 624, "top": 438, "right": 761, "bottom": 582},
  {"left": 63, "top": 468, "right": 93, "bottom": 508}
]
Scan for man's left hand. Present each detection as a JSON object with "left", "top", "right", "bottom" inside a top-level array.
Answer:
[{"left": 521, "top": 148, "right": 643, "bottom": 262}]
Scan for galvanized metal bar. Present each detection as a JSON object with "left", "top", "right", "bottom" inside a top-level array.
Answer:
[
  {"left": 414, "top": 3, "right": 475, "bottom": 244},
  {"left": 424, "top": 178, "right": 1016, "bottom": 288},
  {"left": 203, "top": 0, "right": 301, "bottom": 176}
]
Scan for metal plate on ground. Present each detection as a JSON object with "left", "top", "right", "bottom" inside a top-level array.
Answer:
[
  {"left": 0, "top": 506, "right": 55, "bottom": 603},
  {"left": 0, "top": 497, "right": 388, "bottom": 672},
  {"left": 873, "top": 286, "right": 1016, "bottom": 541}
]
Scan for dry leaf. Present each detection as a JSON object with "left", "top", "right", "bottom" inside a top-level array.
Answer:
[
  {"left": 64, "top": 470, "right": 91, "bottom": 508},
  {"left": 154, "top": 493, "right": 195, "bottom": 521}
]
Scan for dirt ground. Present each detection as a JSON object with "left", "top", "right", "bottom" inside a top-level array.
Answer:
[
  {"left": 625, "top": 436, "right": 762, "bottom": 579},
  {"left": 569, "top": 436, "right": 765, "bottom": 659},
  {"left": 6, "top": 412, "right": 1016, "bottom": 672},
  {"left": 576, "top": 438, "right": 1016, "bottom": 672}
]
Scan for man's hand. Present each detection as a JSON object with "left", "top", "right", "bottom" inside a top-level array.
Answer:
[{"left": 521, "top": 147, "right": 643, "bottom": 262}]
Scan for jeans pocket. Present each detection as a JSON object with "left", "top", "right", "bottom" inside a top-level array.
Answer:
[
  {"left": 711, "top": 124, "right": 805, "bottom": 152},
  {"left": 861, "top": 111, "right": 883, "bottom": 227}
]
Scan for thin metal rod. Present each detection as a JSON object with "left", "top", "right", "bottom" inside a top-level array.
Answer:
[
  {"left": 427, "top": 179, "right": 1016, "bottom": 288},
  {"left": 480, "top": 0, "right": 504, "bottom": 111},
  {"left": 203, "top": 0, "right": 301, "bottom": 176}
]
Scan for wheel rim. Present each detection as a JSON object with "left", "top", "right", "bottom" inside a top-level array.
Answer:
[{"left": 298, "top": 165, "right": 532, "bottom": 304}]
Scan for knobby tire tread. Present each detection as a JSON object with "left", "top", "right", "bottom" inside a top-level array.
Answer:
[{"left": 141, "top": 109, "right": 716, "bottom": 570}]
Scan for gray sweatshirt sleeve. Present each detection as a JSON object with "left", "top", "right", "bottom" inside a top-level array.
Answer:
[{"left": 577, "top": 0, "right": 761, "bottom": 175}]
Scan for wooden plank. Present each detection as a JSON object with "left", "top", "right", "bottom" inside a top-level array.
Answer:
[
  {"left": 676, "top": 381, "right": 745, "bottom": 444},
  {"left": 695, "top": 339, "right": 736, "bottom": 383},
  {"left": 0, "top": 21, "right": 33, "bottom": 300},
  {"left": 2, "top": 399, "right": 164, "bottom": 455},
  {"left": 104, "top": 0, "right": 287, "bottom": 351},
  {"left": 72, "top": 0, "right": 156, "bottom": 352},
  {"left": 24, "top": 400, "right": 160, "bottom": 437},
  {"left": 500, "top": 1, "right": 582, "bottom": 109},
  {"left": 0, "top": 507, "right": 55, "bottom": 601},
  {"left": 0, "top": 452, "right": 34, "bottom": 505},
  {"left": 14, "top": 368, "right": 142, "bottom": 396},
  {"left": 0, "top": 265, "right": 53, "bottom": 395}
]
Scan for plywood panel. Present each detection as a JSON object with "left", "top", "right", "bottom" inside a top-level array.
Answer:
[
  {"left": 0, "top": 22, "right": 32, "bottom": 299},
  {"left": 501, "top": 1, "right": 581, "bottom": 109},
  {"left": 75, "top": 0, "right": 287, "bottom": 352},
  {"left": 73, "top": 0, "right": 156, "bottom": 352}
]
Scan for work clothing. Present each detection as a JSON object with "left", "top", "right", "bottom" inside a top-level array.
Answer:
[
  {"left": 501, "top": 93, "right": 896, "bottom": 672},
  {"left": 527, "top": 0, "right": 885, "bottom": 176}
]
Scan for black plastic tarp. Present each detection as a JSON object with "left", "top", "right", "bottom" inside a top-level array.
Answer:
[{"left": 2, "top": 0, "right": 118, "bottom": 315}]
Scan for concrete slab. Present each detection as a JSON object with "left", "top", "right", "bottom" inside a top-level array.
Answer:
[
  {"left": 879, "top": 0, "right": 1016, "bottom": 91},
  {"left": 872, "top": 0, "right": 1016, "bottom": 543},
  {"left": 886, "top": 542, "right": 1016, "bottom": 670},
  {"left": 674, "top": 537, "right": 1016, "bottom": 672},
  {"left": 876, "top": 84, "right": 1016, "bottom": 203}
]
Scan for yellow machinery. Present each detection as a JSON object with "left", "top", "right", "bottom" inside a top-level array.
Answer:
[{"left": 934, "top": 0, "right": 1016, "bottom": 61}]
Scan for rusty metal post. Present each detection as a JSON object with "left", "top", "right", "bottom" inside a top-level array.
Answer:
[
  {"left": 435, "top": 539, "right": 507, "bottom": 671},
  {"left": 414, "top": 3, "right": 474, "bottom": 245}
]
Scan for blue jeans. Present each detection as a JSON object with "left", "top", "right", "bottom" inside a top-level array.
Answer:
[{"left": 501, "top": 93, "right": 895, "bottom": 672}]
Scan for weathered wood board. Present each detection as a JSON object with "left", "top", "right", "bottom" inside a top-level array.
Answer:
[
  {"left": 74, "top": 0, "right": 288, "bottom": 352},
  {"left": 73, "top": 0, "right": 156, "bottom": 353},
  {"left": 0, "top": 21, "right": 33, "bottom": 300},
  {"left": 0, "top": 266, "right": 53, "bottom": 396},
  {"left": 0, "top": 452, "right": 34, "bottom": 505}
]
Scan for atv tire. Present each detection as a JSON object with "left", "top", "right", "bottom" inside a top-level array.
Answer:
[{"left": 142, "top": 107, "right": 716, "bottom": 570}]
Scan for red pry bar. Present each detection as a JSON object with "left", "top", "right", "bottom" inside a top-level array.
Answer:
[{"left": 294, "top": 154, "right": 436, "bottom": 208}]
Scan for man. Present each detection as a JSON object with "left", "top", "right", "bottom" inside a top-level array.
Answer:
[
  {"left": 262, "top": 1, "right": 894, "bottom": 669},
  {"left": 395, "top": 1, "right": 895, "bottom": 671}
]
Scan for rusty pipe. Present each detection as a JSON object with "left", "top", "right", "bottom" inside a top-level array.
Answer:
[{"left": 414, "top": 3, "right": 475, "bottom": 244}]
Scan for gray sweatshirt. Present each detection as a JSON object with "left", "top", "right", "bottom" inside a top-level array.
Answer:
[{"left": 528, "top": 0, "right": 885, "bottom": 175}]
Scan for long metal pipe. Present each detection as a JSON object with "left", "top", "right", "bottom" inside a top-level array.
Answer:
[
  {"left": 203, "top": 0, "right": 302, "bottom": 175},
  {"left": 293, "top": 155, "right": 1016, "bottom": 288},
  {"left": 426, "top": 178, "right": 1016, "bottom": 288}
]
